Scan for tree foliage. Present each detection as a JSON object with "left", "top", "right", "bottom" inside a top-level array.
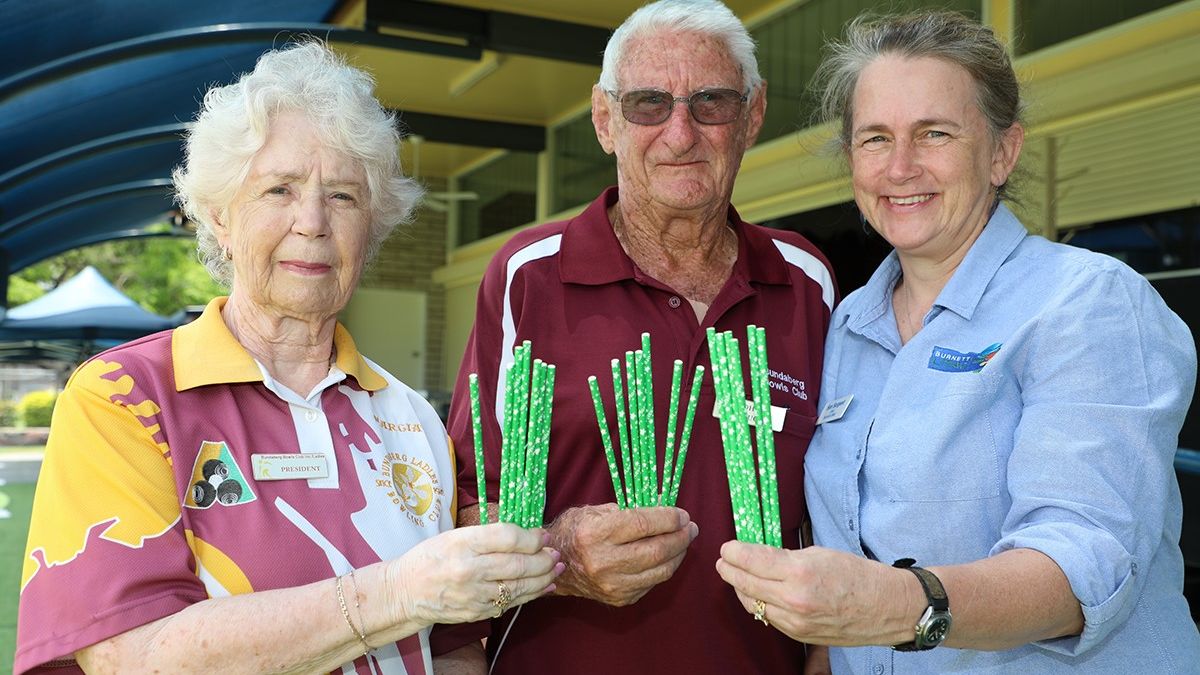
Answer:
[{"left": 11, "top": 231, "right": 224, "bottom": 316}]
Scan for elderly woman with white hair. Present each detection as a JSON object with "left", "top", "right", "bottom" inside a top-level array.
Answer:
[{"left": 15, "top": 41, "right": 561, "bottom": 675}]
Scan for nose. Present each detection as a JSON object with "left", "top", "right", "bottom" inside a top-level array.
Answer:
[
  {"left": 660, "top": 98, "right": 699, "bottom": 155},
  {"left": 292, "top": 190, "right": 330, "bottom": 238},
  {"left": 885, "top": 138, "right": 922, "bottom": 183}
]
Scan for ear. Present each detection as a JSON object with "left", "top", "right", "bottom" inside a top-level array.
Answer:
[
  {"left": 591, "top": 85, "right": 616, "bottom": 155},
  {"left": 991, "top": 122, "right": 1024, "bottom": 187},
  {"left": 742, "top": 80, "right": 768, "bottom": 148},
  {"left": 210, "top": 208, "right": 231, "bottom": 249}
]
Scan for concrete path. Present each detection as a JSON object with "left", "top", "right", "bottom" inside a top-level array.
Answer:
[{"left": 0, "top": 451, "right": 42, "bottom": 484}]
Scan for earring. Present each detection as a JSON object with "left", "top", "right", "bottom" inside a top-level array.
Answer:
[{"left": 222, "top": 246, "right": 232, "bottom": 261}]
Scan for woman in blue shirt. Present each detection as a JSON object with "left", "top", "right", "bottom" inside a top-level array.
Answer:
[{"left": 716, "top": 11, "right": 1199, "bottom": 674}]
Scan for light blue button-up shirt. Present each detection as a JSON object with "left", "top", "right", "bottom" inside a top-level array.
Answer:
[{"left": 805, "top": 204, "right": 1200, "bottom": 673}]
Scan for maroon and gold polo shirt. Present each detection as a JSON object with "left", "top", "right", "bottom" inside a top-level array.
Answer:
[{"left": 17, "top": 298, "right": 456, "bottom": 675}]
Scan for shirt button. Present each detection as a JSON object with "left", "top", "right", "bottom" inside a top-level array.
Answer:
[
  {"left": 305, "top": 410, "right": 319, "bottom": 422},
  {"left": 668, "top": 296, "right": 682, "bottom": 308},
  {"left": 874, "top": 665, "right": 885, "bottom": 675}
]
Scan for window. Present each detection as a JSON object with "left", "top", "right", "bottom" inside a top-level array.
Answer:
[{"left": 456, "top": 151, "right": 539, "bottom": 245}]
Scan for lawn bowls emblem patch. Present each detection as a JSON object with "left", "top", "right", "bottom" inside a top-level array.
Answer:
[
  {"left": 185, "top": 441, "right": 256, "bottom": 509},
  {"left": 379, "top": 452, "right": 444, "bottom": 526}
]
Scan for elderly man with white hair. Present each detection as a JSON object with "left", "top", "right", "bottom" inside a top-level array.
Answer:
[{"left": 445, "top": 1, "right": 836, "bottom": 672}]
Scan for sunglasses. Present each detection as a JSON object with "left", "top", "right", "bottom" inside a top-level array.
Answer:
[{"left": 607, "top": 88, "right": 749, "bottom": 126}]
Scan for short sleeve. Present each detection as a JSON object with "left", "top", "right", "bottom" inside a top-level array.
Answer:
[{"left": 15, "top": 356, "right": 204, "bottom": 674}]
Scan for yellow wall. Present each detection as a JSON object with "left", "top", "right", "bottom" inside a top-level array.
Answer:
[
  {"left": 340, "top": 287, "right": 427, "bottom": 389},
  {"left": 433, "top": 0, "right": 1200, "bottom": 390}
]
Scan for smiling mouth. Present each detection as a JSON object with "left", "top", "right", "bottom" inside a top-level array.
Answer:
[
  {"left": 887, "top": 194, "right": 933, "bottom": 205},
  {"left": 280, "top": 261, "right": 331, "bottom": 273}
]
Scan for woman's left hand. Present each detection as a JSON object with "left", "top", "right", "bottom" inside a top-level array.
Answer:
[{"left": 715, "top": 542, "right": 915, "bottom": 646}]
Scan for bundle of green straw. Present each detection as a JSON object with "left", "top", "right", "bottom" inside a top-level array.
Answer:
[
  {"left": 706, "top": 326, "right": 782, "bottom": 547},
  {"left": 587, "top": 333, "right": 704, "bottom": 508},
  {"left": 467, "top": 340, "right": 556, "bottom": 527}
]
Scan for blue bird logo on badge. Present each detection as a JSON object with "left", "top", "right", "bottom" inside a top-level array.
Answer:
[{"left": 928, "top": 343, "right": 1002, "bottom": 373}]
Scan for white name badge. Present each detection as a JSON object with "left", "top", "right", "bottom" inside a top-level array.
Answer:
[
  {"left": 252, "top": 454, "right": 330, "bottom": 481},
  {"left": 816, "top": 394, "right": 854, "bottom": 425},
  {"left": 712, "top": 399, "right": 786, "bottom": 432}
]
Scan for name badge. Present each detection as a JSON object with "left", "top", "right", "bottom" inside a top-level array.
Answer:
[
  {"left": 252, "top": 454, "right": 330, "bottom": 481},
  {"left": 816, "top": 394, "right": 853, "bottom": 424},
  {"left": 712, "top": 399, "right": 786, "bottom": 432}
]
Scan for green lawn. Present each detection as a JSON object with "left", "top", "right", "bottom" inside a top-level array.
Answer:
[{"left": 1, "top": 482, "right": 34, "bottom": 672}]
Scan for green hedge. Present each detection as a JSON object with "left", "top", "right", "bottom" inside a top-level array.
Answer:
[{"left": 17, "top": 390, "right": 57, "bottom": 428}]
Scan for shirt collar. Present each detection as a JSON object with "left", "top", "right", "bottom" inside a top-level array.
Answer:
[
  {"left": 846, "top": 203, "right": 1028, "bottom": 332},
  {"left": 935, "top": 203, "right": 1028, "bottom": 321},
  {"left": 559, "top": 186, "right": 788, "bottom": 286},
  {"left": 173, "top": 297, "right": 388, "bottom": 392}
]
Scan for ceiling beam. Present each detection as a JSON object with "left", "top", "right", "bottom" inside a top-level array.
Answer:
[
  {"left": 0, "top": 23, "right": 482, "bottom": 101},
  {"left": 396, "top": 111, "right": 545, "bottom": 153},
  {"left": 0, "top": 124, "right": 188, "bottom": 192},
  {"left": 366, "top": 1, "right": 610, "bottom": 66},
  {"left": 0, "top": 179, "right": 174, "bottom": 238}
]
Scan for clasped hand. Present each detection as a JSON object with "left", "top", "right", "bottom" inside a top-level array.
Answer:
[
  {"left": 550, "top": 503, "right": 698, "bottom": 606},
  {"left": 716, "top": 542, "right": 905, "bottom": 647},
  {"left": 389, "top": 523, "right": 563, "bottom": 626}
]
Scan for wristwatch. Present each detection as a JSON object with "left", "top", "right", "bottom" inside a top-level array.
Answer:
[{"left": 892, "top": 558, "right": 952, "bottom": 651}]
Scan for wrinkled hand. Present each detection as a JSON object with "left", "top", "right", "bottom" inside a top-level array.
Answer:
[
  {"left": 388, "top": 524, "right": 563, "bottom": 626},
  {"left": 716, "top": 543, "right": 908, "bottom": 646},
  {"left": 551, "top": 503, "right": 698, "bottom": 606}
]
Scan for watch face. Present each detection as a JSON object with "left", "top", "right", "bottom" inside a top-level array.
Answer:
[{"left": 923, "top": 615, "right": 952, "bottom": 645}]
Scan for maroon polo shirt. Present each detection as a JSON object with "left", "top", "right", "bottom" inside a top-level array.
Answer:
[{"left": 446, "top": 187, "right": 836, "bottom": 673}]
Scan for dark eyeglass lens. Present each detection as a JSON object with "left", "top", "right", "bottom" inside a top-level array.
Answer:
[
  {"left": 624, "top": 91, "right": 671, "bottom": 124},
  {"left": 619, "top": 89, "right": 743, "bottom": 125},
  {"left": 691, "top": 90, "right": 741, "bottom": 123}
]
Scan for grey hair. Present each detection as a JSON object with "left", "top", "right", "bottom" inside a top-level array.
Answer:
[
  {"left": 599, "top": 0, "right": 762, "bottom": 97},
  {"left": 812, "top": 11, "right": 1024, "bottom": 197},
  {"left": 172, "top": 40, "right": 423, "bottom": 286}
]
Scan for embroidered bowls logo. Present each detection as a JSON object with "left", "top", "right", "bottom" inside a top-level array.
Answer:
[
  {"left": 185, "top": 441, "right": 257, "bottom": 509},
  {"left": 379, "top": 452, "right": 444, "bottom": 526},
  {"left": 928, "top": 343, "right": 1002, "bottom": 373}
]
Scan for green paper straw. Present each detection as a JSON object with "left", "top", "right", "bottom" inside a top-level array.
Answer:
[
  {"left": 659, "top": 360, "right": 683, "bottom": 505},
  {"left": 522, "top": 359, "right": 546, "bottom": 526},
  {"left": 624, "top": 350, "right": 642, "bottom": 506},
  {"left": 748, "top": 326, "right": 781, "bottom": 547},
  {"left": 468, "top": 373, "right": 488, "bottom": 525},
  {"left": 610, "top": 359, "right": 634, "bottom": 509},
  {"left": 635, "top": 348, "right": 656, "bottom": 505},
  {"left": 640, "top": 333, "right": 656, "bottom": 502},
  {"left": 529, "top": 363, "right": 556, "bottom": 527},
  {"left": 707, "top": 329, "right": 745, "bottom": 539},
  {"left": 498, "top": 361, "right": 517, "bottom": 523},
  {"left": 665, "top": 364, "right": 703, "bottom": 507},
  {"left": 726, "top": 333, "right": 764, "bottom": 544},
  {"left": 589, "top": 376, "right": 626, "bottom": 509}
]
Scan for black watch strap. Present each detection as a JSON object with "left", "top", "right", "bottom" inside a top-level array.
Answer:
[{"left": 892, "top": 557, "right": 950, "bottom": 651}]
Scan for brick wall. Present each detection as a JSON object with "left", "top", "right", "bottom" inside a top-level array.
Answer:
[{"left": 359, "top": 177, "right": 449, "bottom": 394}]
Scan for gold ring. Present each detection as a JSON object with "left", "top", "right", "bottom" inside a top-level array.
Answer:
[
  {"left": 753, "top": 599, "right": 769, "bottom": 627},
  {"left": 492, "top": 581, "right": 512, "bottom": 617}
]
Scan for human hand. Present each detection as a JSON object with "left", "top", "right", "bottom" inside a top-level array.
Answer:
[
  {"left": 550, "top": 503, "right": 698, "bottom": 606},
  {"left": 715, "top": 543, "right": 913, "bottom": 646},
  {"left": 388, "top": 524, "right": 563, "bottom": 626}
]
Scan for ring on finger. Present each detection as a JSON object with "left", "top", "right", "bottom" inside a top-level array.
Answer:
[
  {"left": 492, "top": 581, "right": 513, "bottom": 617},
  {"left": 752, "top": 598, "right": 770, "bottom": 627}
]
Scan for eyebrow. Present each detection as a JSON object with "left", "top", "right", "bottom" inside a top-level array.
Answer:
[
  {"left": 852, "top": 118, "right": 964, "bottom": 136},
  {"left": 255, "top": 171, "right": 365, "bottom": 189}
]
